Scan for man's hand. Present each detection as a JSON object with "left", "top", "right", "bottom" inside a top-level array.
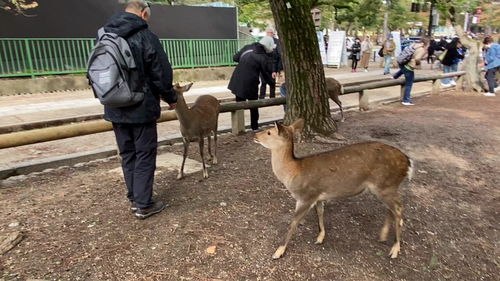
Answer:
[
  {"left": 168, "top": 103, "right": 177, "bottom": 110},
  {"left": 272, "top": 72, "right": 277, "bottom": 79}
]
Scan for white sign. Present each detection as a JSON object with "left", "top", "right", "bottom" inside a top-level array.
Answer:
[
  {"left": 392, "top": 31, "right": 401, "bottom": 58},
  {"left": 317, "top": 31, "right": 327, "bottom": 65},
  {"left": 326, "top": 31, "right": 346, "bottom": 68}
]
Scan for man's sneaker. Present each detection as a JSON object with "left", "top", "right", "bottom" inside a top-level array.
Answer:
[
  {"left": 441, "top": 83, "right": 451, "bottom": 87},
  {"left": 494, "top": 87, "right": 499, "bottom": 92},
  {"left": 483, "top": 92, "right": 496, "bottom": 97},
  {"left": 130, "top": 202, "right": 138, "bottom": 213},
  {"left": 364, "top": 69, "right": 368, "bottom": 72},
  {"left": 450, "top": 80, "right": 456, "bottom": 86},
  {"left": 401, "top": 102, "right": 415, "bottom": 106},
  {"left": 135, "top": 202, "right": 166, "bottom": 220}
]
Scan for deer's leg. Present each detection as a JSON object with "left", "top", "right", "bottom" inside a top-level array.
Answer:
[
  {"left": 177, "top": 137, "right": 189, "bottom": 180},
  {"left": 212, "top": 128, "right": 218, "bottom": 165},
  {"left": 315, "top": 201, "right": 326, "bottom": 244},
  {"left": 379, "top": 210, "right": 394, "bottom": 242},
  {"left": 381, "top": 193, "right": 403, "bottom": 258},
  {"left": 273, "top": 200, "right": 314, "bottom": 259},
  {"left": 198, "top": 136, "right": 208, "bottom": 179},
  {"left": 207, "top": 135, "right": 212, "bottom": 163}
]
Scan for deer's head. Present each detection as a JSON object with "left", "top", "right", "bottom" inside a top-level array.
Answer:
[
  {"left": 173, "top": 82, "right": 193, "bottom": 97},
  {"left": 254, "top": 119, "right": 304, "bottom": 149}
]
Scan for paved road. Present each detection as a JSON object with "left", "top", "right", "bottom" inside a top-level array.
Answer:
[{"left": 0, "top": 65, "right": 443, "bottom": 169}]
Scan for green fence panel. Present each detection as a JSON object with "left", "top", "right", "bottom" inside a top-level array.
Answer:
[{"left": 0, "top": 38, "right": 255, "bottom": 78}]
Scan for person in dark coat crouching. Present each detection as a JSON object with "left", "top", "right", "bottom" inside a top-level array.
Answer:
[{"left": 228, "top": 36, "right": 275, "bottom": 131}]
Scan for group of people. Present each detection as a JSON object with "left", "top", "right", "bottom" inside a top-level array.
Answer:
[
  {"left": 93, "top": 0, "right": 499, "bottom": 220},
  {"left": 347, "top": 36, "right": 374, "bottom": 72}
]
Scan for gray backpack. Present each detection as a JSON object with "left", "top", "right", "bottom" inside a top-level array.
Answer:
[
  {"left": 396, "top": 44, "right": 416, "bottom": 65},
  {"left": 87, "top": 28, "right": 144, "bottom": 108}
]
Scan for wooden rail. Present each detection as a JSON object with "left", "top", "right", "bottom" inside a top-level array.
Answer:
[{"left": 0, "top": 71, "right": 467, "bottom": 149}]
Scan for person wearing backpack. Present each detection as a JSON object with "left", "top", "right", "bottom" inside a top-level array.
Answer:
[
  {"left": 88, "top": 0, "right": 177, "bottom": 219},
  {"left": 392, "top": 38, "right": 429, "bottom": 106}
]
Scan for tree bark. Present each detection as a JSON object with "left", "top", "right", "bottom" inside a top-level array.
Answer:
[
  {"left": 269, "top": 0, "right": 336, "bottom": 137},
  {"left": 453, "top": 25, "right": 484, "bottom": 92}
]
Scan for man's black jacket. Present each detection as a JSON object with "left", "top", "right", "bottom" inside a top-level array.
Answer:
[{"left": 102, "top": 11, "right": 177, "bottom": 124}]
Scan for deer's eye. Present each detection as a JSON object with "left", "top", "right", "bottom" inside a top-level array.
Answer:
[{"left": 267, "top": 131, "right": 271, "bottom": 135}]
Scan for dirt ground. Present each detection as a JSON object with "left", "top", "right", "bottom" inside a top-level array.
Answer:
[{"left": 0, "top": 92, "right": 499, "bottom": 281}]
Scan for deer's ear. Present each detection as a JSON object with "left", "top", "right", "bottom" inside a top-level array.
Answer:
[
  {"left": 184, "top": 82, "right": 194, "bottom": 92},
  {"left": 275, "top": 122, "right": 285, "bottom": 136},
  {"left": 290, "top": 118, "right": 305, "bottom": 133}
]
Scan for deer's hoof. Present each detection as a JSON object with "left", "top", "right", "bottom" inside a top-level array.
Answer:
[
  {"left": 389, "top": 242, "right": 400, "bottom": 259},
  {"left": 315, "top": 232, "right": 325, "bottom": 245},
  {"left": 212, "top": 157, "right": 218, "bottom": 165},
  {"left": 272, "top": 246, "right": 286, "bottom": 260},
  {"left": 177, "top": 173, "right": 184, "bottom": 180},
  {"left": 203, "top": 170, "right": 209, "bottom": 179}
]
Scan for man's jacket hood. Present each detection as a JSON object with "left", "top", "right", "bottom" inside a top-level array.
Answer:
[{"left": 104, "top": 11, "right": 148, "bottom": 38}]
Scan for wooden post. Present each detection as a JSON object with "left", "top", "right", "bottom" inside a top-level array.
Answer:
[
  {"left": 456, "top": 75, "right": 464, "bottom": 91},
  {"left": 359, "top": 91, "right": 369, "bottom": 111},
  {"left": 400, "top": 85, "right": 405, "bottom": 100},
  {"left": 231, "top": 110, "right": 245, "bottom": 135},
  {"left": 431, "top": 79, "right": 440, "bottom": 94}
]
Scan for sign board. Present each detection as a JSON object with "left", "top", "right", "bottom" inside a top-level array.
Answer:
[
  {"left": 317, "top": 31, "right": 327, "bottom": 65},
  {"left": 392, "top": 31, "right": 402, "bottom": 58},
  {"left": 326, "top": 31, "right": 346, "bottom": 68}
]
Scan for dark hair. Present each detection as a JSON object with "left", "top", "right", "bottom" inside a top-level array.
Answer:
[
  {"left": 448, "top": 37, "right": 460, "bottom": 49},
  {"left": 483, "top": 36, "right": 493, "bottom": 45}
]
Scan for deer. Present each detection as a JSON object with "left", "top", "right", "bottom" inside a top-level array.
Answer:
[
  {"left": 326, "top": 77, "right": 345, "bottom": 122},
  {"left": 254, "top": 119, "right": 412, "bottom": 260},
  {"left": 173, "top": 83, "right": 220, "bottom": 179}
]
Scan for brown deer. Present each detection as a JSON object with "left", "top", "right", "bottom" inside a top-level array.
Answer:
[
  {"left": 326, "top": 77, "right": 344, "bottom": 122},
  {"left": 254, "top": 119, "right": 412, "bottom": 259},
  {"left": 174, "top": 83, "right": 220, "bottom": 179}
]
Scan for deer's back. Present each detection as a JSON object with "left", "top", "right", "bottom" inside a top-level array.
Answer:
[
  {"left": 292, "top": 142, "right": 409, "bottom": 199},
  {"left": 326, "top": 77, "right": 342, "bottom": 100}
]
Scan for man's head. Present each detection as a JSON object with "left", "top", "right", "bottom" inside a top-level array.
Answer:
[
  {"left": 265, "top": 26, "right": 275, "bottom": 37},
  {"left": 483, "top": 36, "right": 493, "bottom": 47},
  {"left": 126, "top": 0, "right": 151, "bottom": 21}
]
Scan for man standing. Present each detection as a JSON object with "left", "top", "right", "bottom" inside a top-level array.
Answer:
[
  {"left": 96, "top": 0, "right": 177, "bottom": 219},
  {"left": 393, "top": 38, "right": 429, "bottom": 106},
  {"left": 483, "top": 36, "right": 500, "bottom": 96},
  {"left": 382, "top": 34, "right": 396, "bottom": 75},
  {"left": 259, "top": 26, "right": 282, "bottom": 99}
]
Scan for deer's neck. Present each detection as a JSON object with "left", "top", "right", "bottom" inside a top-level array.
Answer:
[
  {"left": 270, "top": 142, "right": 301, "bottom": 186},
  {"left": 175, "top": 96, "right": 193, "bottom": 126}
]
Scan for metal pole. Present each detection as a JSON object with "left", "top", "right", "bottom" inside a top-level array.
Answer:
[{"left": 427, "top": 1, "right": 435, "bottom": 37}]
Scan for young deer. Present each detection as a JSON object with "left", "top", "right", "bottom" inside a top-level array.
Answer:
[
  {"left": 254, "top": 119, "right": 412, "bottom": 259},
  {"left": 174, "top": 83, "right": 220, "bottom": 179},
  {"left": 326, "top": 77, "right": 344, "bottom": 122}
]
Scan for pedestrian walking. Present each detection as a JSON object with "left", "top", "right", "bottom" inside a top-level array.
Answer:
[
  {"left": 228, "top": 36, "right": 275, "bottom": 131},
  {"left": 259, "top": 26, "right": 282, "bottom": 99},
  {"left": 360, "top": 36, "right": 373, "bottom": 72},
  {"left": 441, "top": 38, "right": 465, "bottom": 87},
  {"left": 382, "top": 34, "right": 396, "bottom": 75},
  {"left": 349, "top": 38, "right": 361, "bottom": 72},
  {"left": 89, "top": 0, "right": 177, "bottom": 219},
  {"left": 482, "top": 36, "right": 500, "bottom": 96},
  {"left": 393, "top": 38, "right": 429, "bottom": 106}
]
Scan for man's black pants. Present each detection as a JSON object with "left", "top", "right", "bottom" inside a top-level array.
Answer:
[
  {"left": 112, "top": 122, "right": 157, "bottom": 209},
  {"left": 235, "top": 96, "right": 259, "bottom": 130},
  {"left": 259, "top": 74, "right": 276, "bottom": 99}
]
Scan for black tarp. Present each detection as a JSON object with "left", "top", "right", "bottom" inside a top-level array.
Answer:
[{"left": 0, "top": 0, "right": 237, "bottom": 39}]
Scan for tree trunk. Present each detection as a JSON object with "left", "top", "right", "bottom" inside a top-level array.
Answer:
[
  {"left": 454, "top": 25, "right": 484, "bottom": 92},
  {"left": 269, "top": 0, "right": 336, "bottom": 137}
]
